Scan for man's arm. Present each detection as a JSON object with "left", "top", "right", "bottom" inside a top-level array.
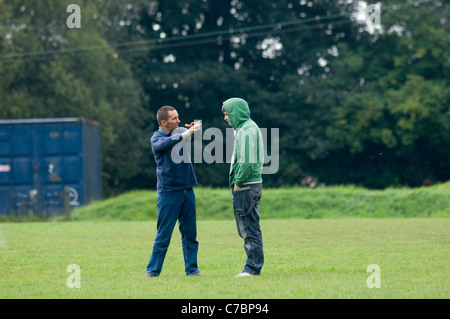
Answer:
[
  {"left": 151, "top": 133, "right": 183, "bottom": 152},
  {"left": 151, "top": 122, "right": 202, "bottom": 151}
]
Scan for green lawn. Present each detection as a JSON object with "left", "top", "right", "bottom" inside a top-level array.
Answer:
[{"left": 1, "top": 218, "right": 448, "bottom": 298}]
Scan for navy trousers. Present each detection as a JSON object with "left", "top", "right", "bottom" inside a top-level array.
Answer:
[{"left": 146, "top": 188, "right": 199, "bottom": 276}]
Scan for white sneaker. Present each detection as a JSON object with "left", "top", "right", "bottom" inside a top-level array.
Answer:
[{"left": 234, "top": 272, "right": 252, "bottom": 277}]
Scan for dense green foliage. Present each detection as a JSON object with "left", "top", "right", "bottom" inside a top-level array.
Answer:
[
  {"left": 0, "top": 0, "right": 448, "bottom": 193},
  {"left": 70, "top": 182, "right": 450, "bottom": 221}
]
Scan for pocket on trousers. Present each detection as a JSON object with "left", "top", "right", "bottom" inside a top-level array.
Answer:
[{"left": 232, "top": 190, "right": 248, "bottom": 217}]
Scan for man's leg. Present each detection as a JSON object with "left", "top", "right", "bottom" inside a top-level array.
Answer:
[
  {"left": 232, "top": 184, "right": 263, "bottom": 275},
  {"left": 178, "top": 188, "right": 200, "bottom": 275},
  {"left": 146, "top": 191, "right": 183, "bottom": 276}
]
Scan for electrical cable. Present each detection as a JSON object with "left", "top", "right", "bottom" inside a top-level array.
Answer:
[{"left": 0, "top": 13, "right": 352, "bottom": 63}]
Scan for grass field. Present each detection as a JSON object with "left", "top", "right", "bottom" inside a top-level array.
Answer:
[{"left": 1, "top": 218, "right": 448, "bottom": 298}]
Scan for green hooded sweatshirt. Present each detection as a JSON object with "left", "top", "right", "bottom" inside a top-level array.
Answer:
[{"left": 223, "top": 98, "right": 264, "bottom": 188}]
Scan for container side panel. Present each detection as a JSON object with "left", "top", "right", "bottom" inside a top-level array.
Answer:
[
  {"left": 13, "top": 157, "right": 33, "bottom": 184},
  {"left": 11, "top": 126, "right": 32, "bottom": 156},
  {"left": 0, "top": 126, "right": 11, "bottom": 156},
  {"left": 41, "top": 157, "right": 63, "bottom": 184},
  {"left": 0, "top": 159, "right": 11, "bottom": 184},
  {"left": 64, "top": 125, "right": 82, "bottom": 154},
  {"left": 0, "top": 119, "right": 101, "bottom": 216},
  {"left": 0, "top": 186, "right": 12, "bottom": 215},
  {"left": 43, "top": 125, "right": 63, "bottom": 155}
]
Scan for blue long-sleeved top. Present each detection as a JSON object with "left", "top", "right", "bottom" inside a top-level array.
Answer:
[{"left": 151, "top": 127, "right": 198, "bottom": 193}]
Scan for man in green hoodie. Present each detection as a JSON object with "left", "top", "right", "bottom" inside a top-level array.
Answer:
[{"left": 222, "top": 97, "right": 264, "bottom": 277}]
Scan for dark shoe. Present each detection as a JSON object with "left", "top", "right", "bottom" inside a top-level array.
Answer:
[{"left": 144, "top": 272, "right": 157, "bottom": 278}]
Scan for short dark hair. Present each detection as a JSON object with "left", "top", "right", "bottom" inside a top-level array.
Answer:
[{"left": 157, "top": 106, "right": 175, "bottom": 125}]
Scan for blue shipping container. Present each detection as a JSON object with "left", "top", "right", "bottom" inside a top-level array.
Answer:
[{"left": 0, "top": 118, "right": 102, "bottom": 216}]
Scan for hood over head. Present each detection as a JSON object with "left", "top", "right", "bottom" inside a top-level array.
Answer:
[{"left": 222, "top": 97, "right": 250, "bottom": 129}]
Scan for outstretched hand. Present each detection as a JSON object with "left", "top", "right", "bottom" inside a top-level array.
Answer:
[
  {"left": 181, "top": 121, "right": 202, "bottom": 139},
  {"left": 185, "top": 121, "right": 201, "bottom": 129},
  {"left": 186, "top": 121, "right": 202, "bottom": 132}
]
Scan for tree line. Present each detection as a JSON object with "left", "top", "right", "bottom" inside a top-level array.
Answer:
[{"left": 0, "top": 0, "right": 448, "bottom": 195}]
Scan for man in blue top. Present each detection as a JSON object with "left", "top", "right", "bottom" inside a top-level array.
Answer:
[{"left": 145, "top": 105, "right": 202, "bottom": 277}]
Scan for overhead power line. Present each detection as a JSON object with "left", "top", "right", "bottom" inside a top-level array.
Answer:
[
  {"left": 3, "top": 0, "right": 441, "bottom": 64},
  {"left": 0, "top": 13, "right": 352, "bottom": 63}
]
